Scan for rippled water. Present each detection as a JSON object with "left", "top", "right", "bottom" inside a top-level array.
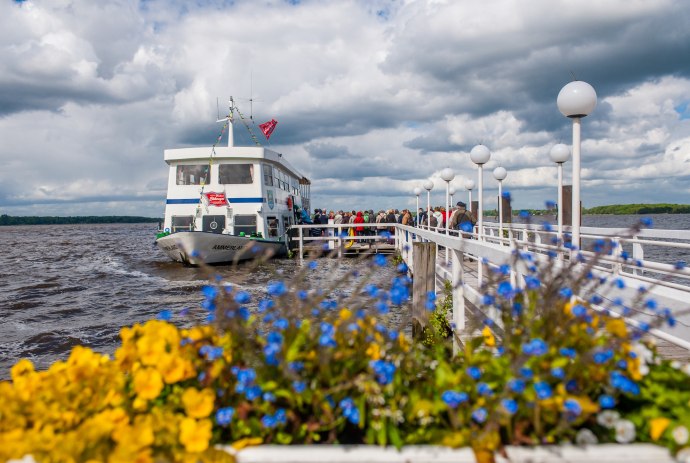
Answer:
[
  {"left": 0, "top": 223, "right": 403, "bottom": 379},
  {"left": 1, "top": 214, "right": 688, "bottom": 379}
]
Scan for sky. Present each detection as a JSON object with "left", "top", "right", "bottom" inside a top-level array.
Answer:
[{"left": 1, "top": 0, "right": 690, "bottom": 217}]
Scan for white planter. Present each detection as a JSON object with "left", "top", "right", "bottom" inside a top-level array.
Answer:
[{"left": 225, "top": 444, "right": 674, "bottom": 463}]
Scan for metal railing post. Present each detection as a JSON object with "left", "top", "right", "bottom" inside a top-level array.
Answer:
[{"left": 298, "top": 226, "right": 303, "bottom": 265}]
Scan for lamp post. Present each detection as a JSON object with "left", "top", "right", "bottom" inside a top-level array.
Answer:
[
  {"left": 449, "top": 185, "right": 456, "bottom": 206},
  {"left": 470, "top": 145, "right": 491, "bottom": 240},
  {"left": 465, "top": 179, "right": 475, "bottom": 211},
  {"left": 493, "top": 166, "right": 507, "bottom": 239},
  {"left": 549, "top": 144, "right": 571, "bottom": 243},
  {"left": 413, "top": 187, "right": 422, "bottom": 226},
  {"left": 423, "top": 179, "right": 434, "bottom": 229},
  {"left": 441, "top": 168, "right": 455, "bottom": 235},
  {"left": 557, "top": 81, "right": 597, "bottom": 251}
]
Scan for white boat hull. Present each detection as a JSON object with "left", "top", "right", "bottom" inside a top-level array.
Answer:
[{"left": 156, "top": 232, "right": 286, "bottom": 264}]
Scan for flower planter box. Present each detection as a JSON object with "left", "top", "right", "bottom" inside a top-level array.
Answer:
[{"left": 225, "top": 444, "right": 674, "bottom": 463}]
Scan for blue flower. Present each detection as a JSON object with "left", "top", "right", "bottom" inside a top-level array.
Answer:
[
  {"left": 472, "top": 407, "right": 488, "bottom": 423},
  {"left": 202, "top": 285, "right": 218, "bottom": 299},
  {"left": 501, "top": 398, "right": 518, "bottom": 415},
  {"left": 520, "top": 367, "right": 534, "bottom": 380},
  {"left": 545, "top": 200, "right": 557, "bottom": 209},
  {"left": 234, "top": 291, "right": 251, "bottom": 304},
  {"left": 261, "top": 414, "right": 277, "bottom": 428},
  {"left": 559, "top": 347, "right": 576, "bottom": 358},
  {"left": 266, "top": 331, "right": 283, "bottom": 345},
  {"left": 466, "top": 366, "right": 482, "bottom": 380},
  {"left": 522, "top": 338, "right": 548, "bottom": 356},
  {"left": 216, "top": 407, "right": 235, "bottom": 426},
  {"left": 375, "top": 301, "right": 389, "bottom": 314},
  {"left": 293, "top": 380, "right": 307, "bottom": 393},
  {"left": 614, "top": 278, "right": 625, "bottom": 289},
  {"left": 640, "top": 217, "right": 653, "bottom": 228},
  {"left": 542, "top": 222, "right": 553, "bottom": 232},
  {"left": 519, "top": 210, "right": 530, "bottom": 219},
  {"left": 599, "top": 394, "right": 615, "bottom": 409},
  {"left": 297, "top": 290, "right": 308, "bottom": 300},
  {"left": 275, "top": 408, "right": 287, "bottom": 424},
  {"left": 370, "top": 360, "right": 396, "bottom": 385},
  {"left": 157, "top": 309, "right": 172, "bottom": 321},
  {"left": 482, "top": 294, "right": 496, "bottom": 306},
  {"left": 533, "top": 381, "right": 552, "bottom": 400},
  {"left": 263, "top": 392, "right": 276, "bottom": 403},
  {"left": 563, "top": 398, "right": 582, "bottom": 416},
  {"left": 319, "top": 334, "right": 337, "bottom": 347},
  {"left": 308, "top": 261, "right": 318, "bottom": 270},
  {"left": 258, "top": 299, "right": 275, "bottom": 313},
  {"left": 551, "top": 367, "right": 565, "bottom": 379},
  {"left": 441, "top": 390, "right": 469, "bottom": 408},
  {"left": 397, "top": 263, "right": 409, "bottom": 273},
  {"left": 267, "top": 281, "right": 287, "bottom": 297},
  {"left": 508, "top": 378, "right": 526, "bottom": 393},
  {"left": 571, "top": 304, "right": 587, "bottom": 317},
  {"left": 593, "top": 349, "right": 613, "bottom": 364},
  {"left": 559, "top": 287, "right": 573, "bottom": 299},
  {"left": 273, "top": 318, "right": 289, "bottom": 330},
  {"left": 477, "top": 382, "right": 493, "bottom": 396},
  {"left": 374, "top": 254, "right": 387, "bottom": 267},
  {"left": 460, "top": 222, "right": 473, "bottom": 233},
  {"left": 502, "top": 191, "right": 512, "bottom": 201},
  {"left": 245, "top": 385, "right": 263, "bottom": 401},
  {"left": 675, "top": 261, "right": 687, "bottom": 270},
  {"left": 524, "top": 275, "right": 541, "bottom": 289},
  {"left": 339, "top": 397, "right": 360, "bottom": 424},
  {"left": 497, "top": 281, "right": 515, "bottom": 299}
]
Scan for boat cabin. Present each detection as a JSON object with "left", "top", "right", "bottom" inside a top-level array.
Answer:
[{"left": 162, "top": 145, "right": 310, "bottom": 242}]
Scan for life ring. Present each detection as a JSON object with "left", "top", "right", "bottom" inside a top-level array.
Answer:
[{"left": 287, "top": 196, "right": 293, "bottom": 210}]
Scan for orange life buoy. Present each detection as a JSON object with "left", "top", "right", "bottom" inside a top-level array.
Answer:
[{"left": 287, "top": 197, "right": 293, "bottom": 210}]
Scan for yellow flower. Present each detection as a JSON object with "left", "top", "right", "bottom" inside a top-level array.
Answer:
[
  {"left": 366, "top": 343, "right": 381, "bottom": 360},
  {"left": 179, "top": 418, "right": 212, "bottom": 453},
  {"left": 160, "top": 355, "right": 194, "bottom": 384},
  {"left": 650, "top": 417, "right": 671, "bottom": 441},
  {"left": 136, "top": 334, "right": 167, "bottom": 366},
  {"left": 606, "top": 319, "right": 628, "bottom": 338},
  {"left": 182, "top": 387, "right": 216, "bottom": 418},
  {"left": 482, "top": 326, "right": 496, "bottom": 347},
  {"left": 133, "top": 367, "right": 164, "bottom": 400},
  {"left": 339, "top": 308, "right": 352, "bottom": 320},
  {"left": 10, "top": 358, "right": 35, "bottom": 381}
]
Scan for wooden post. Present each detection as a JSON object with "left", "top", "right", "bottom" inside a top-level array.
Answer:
[
  {"left": 412, "top": 242, "right": 436, "bottom": 339},
  {"left": 451, "top": 248, "right": 465, "bottom": 355}
]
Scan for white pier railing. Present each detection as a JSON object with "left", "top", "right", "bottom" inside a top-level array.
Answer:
[{"left": 289, "top": 222, "right": 690, "bottom": 352}]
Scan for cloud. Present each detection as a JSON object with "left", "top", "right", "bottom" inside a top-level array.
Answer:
[{"left": 1, "top": 0, "right": 690, "bottom": 218}]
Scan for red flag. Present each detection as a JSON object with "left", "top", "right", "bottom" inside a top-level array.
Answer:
[{"left": 259, "top": 119, "right": 278, "bottom": 140}]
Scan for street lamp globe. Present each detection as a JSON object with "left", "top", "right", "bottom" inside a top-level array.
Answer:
[
  {"left": 440, "top": 167, "right": 455, "bottom": 182},
  {"left": 549, "top": 144, "right": 571, "bottom": 164},
  {"left": 557, "top": 81, "right": 597, "bottom": 118},
  {"left": 470, "top": 144, "right": 491, "bottom": 165},
  {"left": 423, "top": 179, "right": 434, "bottom": 191},
  {"left": 449, "top": 185, "right": 456, "bottom": 196},
  {"left": 493, "top": 166, "right": 507, "bottom": 181},
  {"left": 413, "top": 187, "right": 422, "bottom": 196},
  {"left": 465, "top": 179, "right": 475, "bottom": 191}
]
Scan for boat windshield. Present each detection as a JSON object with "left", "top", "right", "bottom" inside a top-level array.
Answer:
[
  {"left": 176, "top": 165, "right": 209, "bottom": 185},
  {"left": 219, "top": 164, "right": 254, "bottom": 184}
]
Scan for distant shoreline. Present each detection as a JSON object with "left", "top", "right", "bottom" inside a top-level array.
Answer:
[
  {"left": 485, "top": 203, "right": 690, "bottom": 217},
  {"left": 0, "top": 215, "right": 162, "bottom": 226}
]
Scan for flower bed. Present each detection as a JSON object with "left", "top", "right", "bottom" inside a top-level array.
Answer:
[{"left": 1, "top": 219, "right": 689, "bottom": 463}]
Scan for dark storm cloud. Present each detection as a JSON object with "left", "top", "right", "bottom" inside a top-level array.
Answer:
[{"left": 305, "top": 142, "right": 352, "bottom": 160}]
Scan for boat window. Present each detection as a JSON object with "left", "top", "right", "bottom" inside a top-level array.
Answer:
[
  {"left": 176, "top": 165, "right": 209, "bottom": 185},
  {"left": 267, "top": 216, "right": 279, "bottom": 237},
  {"left": 234, "top": 214, "right": 257, "bottom": 236},
  {"left": 171, "top": 215, "right": 194, "bottom": 232},
  {"left": 219, "top": 164, "right": 254, "bottom": 184},
  {"left": 263, "top": 165, "right": 273, "bottom": 186}
]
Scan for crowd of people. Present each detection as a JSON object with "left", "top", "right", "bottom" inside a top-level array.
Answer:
[{"left": 298, "top": 202, "right": 476, "bottom": 237}]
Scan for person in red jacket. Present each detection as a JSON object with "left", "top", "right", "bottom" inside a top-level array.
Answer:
[{"left": 353, "top": 211, "right": 365, "bottom": 236}]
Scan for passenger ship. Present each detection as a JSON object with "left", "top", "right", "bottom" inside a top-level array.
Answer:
[{"left": 156, "top": 99, "right": 310, "bottom": 264}]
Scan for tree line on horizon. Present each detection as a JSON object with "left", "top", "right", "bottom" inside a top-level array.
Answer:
[
  {"left": 0, "top": 214, "right": 162, "bottom": 226},
  {"left": 484, "top": 203, "right": 690, "bottom": 216}
]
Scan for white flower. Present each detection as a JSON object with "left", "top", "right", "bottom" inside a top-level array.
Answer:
[
  {"left": 614, "top": 419, "right": 636, "bottom": 443},
  {"left": 631, "top": 343, "right": 653, "bottom": 364},
  {"left": 575, "top": 428, "right": 599, "bottom": 446},
  {"left": 596, "top": 410, "right": 620, "bottom": 429},
  {"left": 673, "top": 426, "right": 690, "bottom": 445},
  {"left": 638, "top": 362, "right": 650, "bottom": 376},
  {"left": 677, "top": 448, "right": 690, "bottom": 463},
  {"left": 671, "top": 360, "right": 682, "bottom": 370}
]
